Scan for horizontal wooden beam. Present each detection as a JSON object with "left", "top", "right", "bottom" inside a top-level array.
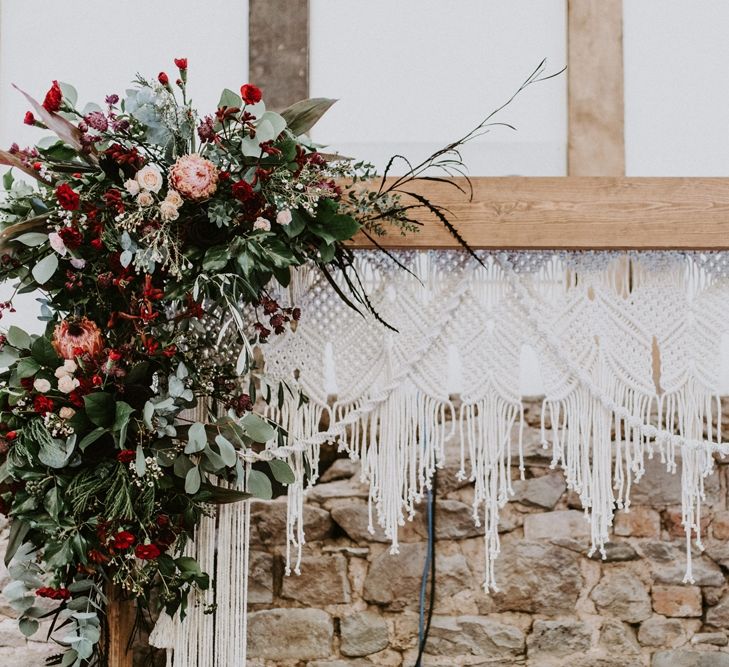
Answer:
[{"left": 348, "top": 177, "right": 729, "bottom": 250}]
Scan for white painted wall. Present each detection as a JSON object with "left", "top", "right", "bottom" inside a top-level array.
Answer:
[
  {"left": 309, "top": 0, "right": 568, "bottom": 176},
  {"left": 624, "top": 0, "right": 729, "bottom": 176}
]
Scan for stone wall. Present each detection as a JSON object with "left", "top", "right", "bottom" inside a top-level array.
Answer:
[
  {"left": 1, "top": 399, "right": 729, "bottom": 665},
  {"left": 244, "top": 400, "right": 729, "bottom": 667}
]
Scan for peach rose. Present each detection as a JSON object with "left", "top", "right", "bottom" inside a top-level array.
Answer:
[
  {"left": 159, "top": 201, "right": 179, "bottom": 222},
  {"left": 135, "top": 165, "right": 164, "bottom": 193},
  {"left": 137, "top": 191, "right": 154, "bottom": 207},
  {"left": 164, "top": 190, "right": 183, "bottom": 208},
  {"left": 52, "top": 317, "right": 104, "bottom": 360},
  {"left": 169, "top": 153, "right": 219, "bottom": 201}
]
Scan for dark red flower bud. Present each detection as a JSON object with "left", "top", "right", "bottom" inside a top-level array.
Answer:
[
  {"left": 117, "top": 449, "right": 135, "bottom": 463},
  {"left": 174, "top": 58, "right": 188, "bottom": 70},
  {"left": 24, "top": 111, "right": 35, "bottom": 125},
  {"left": 158, "top": 72, "right": 169, "bottom": 86}
]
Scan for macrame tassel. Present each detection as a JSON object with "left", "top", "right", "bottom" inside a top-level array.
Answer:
[{"left": 459, "top": 394, "right": 522, "bottom": 590}]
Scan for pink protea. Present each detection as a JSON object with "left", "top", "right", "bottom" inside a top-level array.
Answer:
[
  {"left": 52, "top": 317, "right": 104, "bottom": 360},
  {"left": 168, "top": 153, "right": 219, "bottom": 201}
]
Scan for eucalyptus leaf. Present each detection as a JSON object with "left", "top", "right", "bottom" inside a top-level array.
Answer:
[
  {"left": 185, "top": 422, "right": 207, "bottom": 453},
  {"left": 240, "top": 413, "right": 276, "bottom": 443},
  {"left": 79, "top": 427, "right": 106, "bottom": 451},
  {"left": 185, "top": 466, "right": 201, "bottom": 494},
  {"left": 135, "top": 444, "right": 146, "bottom": 477},
  {"left": 215, "top": 435, "right": 237, "bottom": 467},
  {"left": 268, "top": 459, "right": 295, "bottom": 485},
  {"left": 18, "top": 616, "right": 38, "bottom": 637},
  {"left": 13, "top": 232, "right": 48, "bottom": 247},
  {"left": 247, "top": 469, "right": 272, "bottom": 500},
  {"left": 31, "top": 253, "right": 59, "bottom": 285},
  {"left": 6, "top": 325, "right": 31, "bottom": 349}
]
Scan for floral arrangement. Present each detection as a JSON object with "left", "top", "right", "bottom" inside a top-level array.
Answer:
[
  {"left": 0, "top": 57, "right": 559, "bottom": 665},
  {"left": 0, "top": 59, "right": 427, "bottom": 666}
]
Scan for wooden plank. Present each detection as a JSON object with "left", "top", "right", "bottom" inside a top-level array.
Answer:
[
  {"left": 249, "top": 0, "right": 309, "bottom": 109},
  {"left": 107, "top": 585, "right": 134, "bottom": 667},
  {"left": 567, "top": 0, "right": 625, "bottom": 176},
  {"left": 348, "top": 177, "right": 729, "bottom": 249}
]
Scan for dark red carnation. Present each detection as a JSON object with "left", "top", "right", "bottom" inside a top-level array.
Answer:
[
  {"left": 134, "top": 543, "right": 161, "bottom": 560},
  {"left": 42, "top": 81, "right": 63, "bottom": 113},
  {"left": 117, "top": 449, "right": 135, "bottom": 463},
  {"left": 240, "top": 84, "right": 262, "bottom": 105},
  {"left": 162, "top": 345, "right": 177, "bottom": 358},
  {"left": 174, "top": 58, "right": 188, "bottom": 70},
  {"left": 55, "top": 183, "right": 80, "bottom": 211},
  {"left": 33, "top": 395, "right": 54, "bottom": 416},
  {"left": 36, "top": 586, "right": 70, "bottom": 600},
  {"left": 112, "top": 530, "right": 135, "bottom": 550},
  {"left": 58, "top": 226, "right": 83, "bottom": 249},
  {"left": 231, "top": 179, "right": 255, "bottom": 202},
  {"left": 23, "top": 111, "right": 35, "bottom": 126},
  {"left": 88, "top": 549, "right": 109, "bottom": 564},
  {"left": 68, "top": 389, "right": 85, "bottom": 408},
  {"left": 158, "top": 72, "right": 169, "bottom": 86}
]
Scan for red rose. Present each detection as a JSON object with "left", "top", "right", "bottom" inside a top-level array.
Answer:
[
  {"left": 112, "top": 530, "right": 135, "bottom": 550},
  {"left": 174, "top": 58, "right": 188, "bottom": 70},
  {"left": 55, "top": 183, "right": 80, "bottom": 211},
  {"left": 158, "top": 72, "right": 169, "bottom": 86},
  {"left": 134, "top": 543, "right": 161, "bottom": 560},
  {"left": 117, "top": 450, "right": 135, "bottom": 464},
  {"left": 24, "top": 111, "right": 35, "bottom": 125},
  {"left": 33, "top": 395, "right": 54, "bottom": 416},
  {"left": 240, "top": 84, "right": 262, "bottom": 105},
  {"left": 231, "top": 179, "right": 255, "bottom": 202},
  {"left": 42, "top": 80, "right": 63, "bottom": 113}
]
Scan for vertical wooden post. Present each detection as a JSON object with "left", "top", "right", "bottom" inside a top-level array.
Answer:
[
  {"left": 107, "top": 585, "right": 135, "bottom": 667},
  {"left": 567, "top": 0, "right": 625, "bottom": 176},
  {"left": 248, "top": 0, "right": 309, "bottom": 109}
]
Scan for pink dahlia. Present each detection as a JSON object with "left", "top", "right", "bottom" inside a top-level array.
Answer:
[
  {"left": 52, "top": 317, "right": 104, "bottom": 360},
  {"left": 168, "top": 153, "right": 219, "bottom": 201}
]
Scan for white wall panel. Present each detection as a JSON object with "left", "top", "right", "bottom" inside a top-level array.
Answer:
[{"left": 310, "top": 0, "right": 567, "bottom": 176}]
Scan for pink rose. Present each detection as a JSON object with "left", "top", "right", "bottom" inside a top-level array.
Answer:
[{"left": 169, "top": 153, "right": 219, "bottom": 201}]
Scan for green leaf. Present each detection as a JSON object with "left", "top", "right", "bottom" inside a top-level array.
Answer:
[
  {"left": 3, "top": 169, "right": 13, "bottom": 190},
  {"left": 6, "top": 326, "right": 31, "bottom": 350},
  {"left": 203, "top": 246, "right": 230, "bottom": 271},
  {"left": 240, "top": 413, "right": 276, "bottom": 443},
  {"left": 280, "top": 98, "right": 337, "bottom": 136},
  {"left": 44, "top": 486, "right": 61, "bottom": 521},
  {"left": 218, "top": 88, "right": 242, "bottom": 109},
  {"left": 199, "top": 482, "right": 250, "bottom": 504},
  {"left": 214, "top": 435, "right": 237, "bottom": 467},
  {"left": 31, "top": 253, "right": 58, "bottom": 285},
  {"left": 16, "top": 357, "right": 40, "bottom": 379},
  {"left": 18, "top": 617, "right": 38, "bottom": 637},
  {"left": 31, "top": 336, "right": 59, "bottom": 367},
  {"left": 185, "top": 466, "right": 201, "bottom": 494},
  {"left": 282, "top": 210, "right": 306, "bottom": 238},
  {"left": 5, "top": 520, "right": 30, "bottom": 565},
  {"left": 325, "top": 214, "right": 360, "bottom": 241},
  {"left": 79, "top": 427, "right": 105, "bottom": 451},
  {"left": 113, "top": 401, "right": 135, "bottom": 448},
  {"left": 173, "top": 454, "right": 194, "bottom": 478},
  {"left": 247, "top": 469, "right": 272, "bottom": 499},
  {"left": 59, "top": 82, "right": 78, "bottom": 108},
  {"left": 185, "top": 422, "right": 207, "bottom": 453},
  {"left": 68, "top": 579, "right": 94, "bottom": 593},
  {"left": 83, "top": 392, "right": 115, "bottom": 428},
  {"left": 268, "top": 459, "right": 295, "bottom": 485},
  {"left": 319, "top": 242, "right": 335, "bottom": 263},
  {"left": 13, "top": 232, "right": 48, "bottom": 247}
]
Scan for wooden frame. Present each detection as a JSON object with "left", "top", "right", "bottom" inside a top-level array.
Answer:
[{"left": 349, "top": 177, "right": 729, "bottom": 250}]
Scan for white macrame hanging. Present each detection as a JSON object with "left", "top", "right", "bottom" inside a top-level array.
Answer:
[{"left": 152, "top": 249, "right": 729, "bottom": 666}]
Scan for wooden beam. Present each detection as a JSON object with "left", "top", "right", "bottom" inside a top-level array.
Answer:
[
  {"left": 348, "top": 177, "right": 729, "bottom": 249},
  {"left": 106, "top": 585, "right": 134, "bottom": 667},
  {"left": 249, "top": 0, "right": 309, "bottom": 109},
  {"left": 567, "top": 0, "right": 625, "bottom": 176}
]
